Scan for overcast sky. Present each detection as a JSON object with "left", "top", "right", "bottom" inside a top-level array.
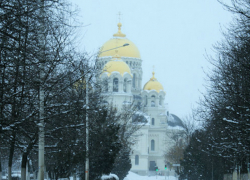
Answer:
[{"left": 70, "top": 0, "right": 232, "bottom": 118}]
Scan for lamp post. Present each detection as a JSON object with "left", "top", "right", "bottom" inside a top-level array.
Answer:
[
  {"left": 84, "top": 43, "right": 129, "bottom": 180},
  {"left": 38, "top": 0, "right": 45, "bottom": 180}
]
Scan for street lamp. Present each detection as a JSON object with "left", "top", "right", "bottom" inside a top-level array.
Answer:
[
  {"left": 85, "top": 43, "right": 129, "bottom": 180},
  {"left": 98, "top": 43, "right": 129, "bottom": 54},
  {"left": 38, "top": 1, "right": 45, "bottom": 180}
]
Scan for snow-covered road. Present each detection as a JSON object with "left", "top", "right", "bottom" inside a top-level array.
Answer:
[{"left": 124, "top": 171, "right": 178, "bottom": 180}]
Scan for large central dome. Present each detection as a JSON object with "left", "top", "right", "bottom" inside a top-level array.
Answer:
[{"left": 99, "top": 23, "right": 141, "bottom": 58}]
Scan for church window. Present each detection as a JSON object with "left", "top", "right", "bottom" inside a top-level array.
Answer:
[
  {"left": 123, "top": 78, "right": 127, "bottom": 92},
  {"left": 135, "top": 155, "right": 139, "bottom": 165},
  {"left": 159, "top": 96, "right": 162, "bottom": 105},
  {"left": 133, "top": 73, "right": 136, "bottom": 88},
  {"left": 144, "top": 95, "right": 147, "bottom": 106},
  {"left": 113, "top": 78, "right": 118, "bottom": 92},
  {"left": 151, "top": 101, "right": 155, "bottom": 107},
  {"left": 137, "top": 102, "right": 141, "bottom": 110},
  {"left": 104, "top": 80, "right": 108, "bottom": 92},
  {"left": 152, "top": 118, "right": 155, "bottom": 125},
  {"left": 151, "top": 140, "right": 155, "bottom": 151},
  {"left": 103, "top": 100, "right": 109, "bottom": 105},
  {"left": 151, "top": 95, "right": 156, "bottom": 107}
]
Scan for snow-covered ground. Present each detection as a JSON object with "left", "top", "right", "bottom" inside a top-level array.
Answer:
[{"left": 124, "top": 171, "right": 178, "bottom": 180}]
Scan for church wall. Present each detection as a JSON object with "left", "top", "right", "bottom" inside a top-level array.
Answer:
[
  {"left": 131, "top": 156, "right": 148, "bottom": 172},
  {"left": 131, "top": 127, "right": 149, "bottom": 174},
  {"left": 104, "top": 93, "right": 132, "bottom": 110}
]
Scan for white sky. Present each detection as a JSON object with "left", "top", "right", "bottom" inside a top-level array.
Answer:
[{"left": 70, "top": 0, "right": 232, "bottom": 118}]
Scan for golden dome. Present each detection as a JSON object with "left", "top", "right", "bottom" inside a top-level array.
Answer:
[
  {"left": 73, "top": 78, "right": 92, "bottom": 91},
  {"left": 99, "top": 23, "right": 141, "bottom": 58},
  {"left": 102, "top": 55, "right": 132, "bottom": 77},
  {"left": 143, "top": 72, "right": 164, "bottom": 93}
]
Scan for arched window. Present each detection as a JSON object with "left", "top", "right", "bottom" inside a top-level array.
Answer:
[
  {"left": 104, "top": 80, "right": 108, "bottom": 92},
  {"left": 113, "top": 78, "right": 118, "bottom": 92},
  {"left": 151, "top": 140, "right": 155, "bottom": 151},
  {"left": 151, "top": 101, "right": 155, "bottom": 107},
  {"left": 102, "top": 101, "right": 109, "bottom": 105},
  {"left": 135, "top": 155, "right": 139, "bottom": 165},
  {"left": 133, "top": 73, "right": 136, "bottom": 88},
  {"left": 159, "top": 96, "right": 162, "bottom": 105},
  {"left": 151, "top": 95, "right": 156, "bottom": 107},
  {"left": 144, "top": 95, "right": 147, "bottom": 106},
  {"left": 152, "top": 118, "right": 155, "bottom": 125},
  {"left": 123, "top": 78, "right": 127, "bottom": 92}
]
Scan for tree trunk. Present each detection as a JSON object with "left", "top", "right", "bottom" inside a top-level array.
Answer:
[
  {"left": 21, "top": 153, "right": 27, "bottom": 180},
  {"left": 21, "top": 133, "right": 38, "bottom": 180},
  {"left": 0, "top": 157, "right": 2, "bottom": 180},
  {"left": 8, "top": 132, "right": 16, "bottom": 180},
  {"left": 26, "top": 160, "right": 30, "bottom": 180},
  {"left": 33, "top": 171, "right": 36, "bottom": 180},
  {"left": 8, "top": 167, "right": 11, "bottom": 180}
]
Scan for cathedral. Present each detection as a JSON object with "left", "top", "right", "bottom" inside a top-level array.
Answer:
[{"left": 97, "top": 22, "right": 183, "bottom": 176}]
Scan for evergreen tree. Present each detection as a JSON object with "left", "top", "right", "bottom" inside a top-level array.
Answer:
[{"left": 111, "top": 147, "right": 132, "bottom": 180}]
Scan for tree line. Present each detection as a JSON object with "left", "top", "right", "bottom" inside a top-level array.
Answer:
[
  {"left": 179, "top": 0, "right": 250, "bottom": 179},
  {"left": 0, "top": 1, "right": 141, "bottom": 180}
]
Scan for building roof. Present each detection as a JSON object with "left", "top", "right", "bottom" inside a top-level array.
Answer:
[{"left": 168, "top": 114, "right": 184, "bottom": 128}]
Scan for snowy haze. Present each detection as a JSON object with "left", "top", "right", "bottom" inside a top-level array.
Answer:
[{"left": 70, "top": 0, "right": 232, "bottom": 118}]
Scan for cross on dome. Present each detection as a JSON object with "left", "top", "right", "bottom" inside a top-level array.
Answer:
[
  {"left": 117, "top": 12, "right": 122, "bottom": 23},
  {"left": 150, "top": 71, "right": 156, "bottom": 81}
]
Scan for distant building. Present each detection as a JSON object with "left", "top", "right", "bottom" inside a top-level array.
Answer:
[{"left": 97, "top": 22, "right": 184, "bottom": 176}]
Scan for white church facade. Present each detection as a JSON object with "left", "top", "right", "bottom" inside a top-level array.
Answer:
[{"left": 97, "top": 22, "right": 183, "bottom": 176}]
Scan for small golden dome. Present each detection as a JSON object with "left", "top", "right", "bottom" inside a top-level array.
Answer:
[
  {"left": 99, "top": 23, "right": 141, "bottom": 58},
  {"left": 143, "top": 72, "right": 164, "bottom": 93},
  {"left": 73, "top": 78, "right": 92, "bottom": 91},
  {"left": 102, "top": 55, "right": 132, "bottom": 77}
]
